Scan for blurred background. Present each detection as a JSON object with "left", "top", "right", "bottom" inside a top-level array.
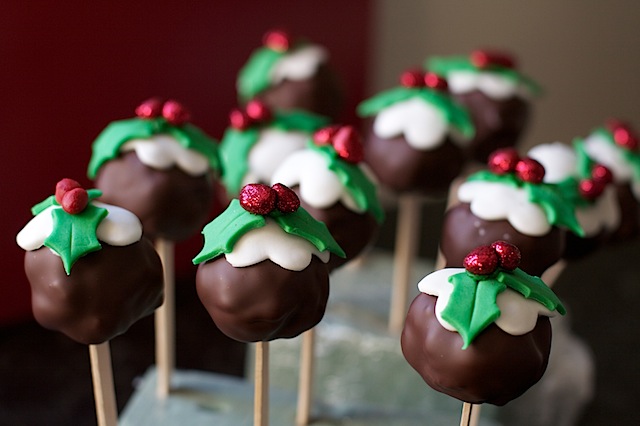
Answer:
[{"left": 2, "top": 1, "right": 639, "bottom": 425}]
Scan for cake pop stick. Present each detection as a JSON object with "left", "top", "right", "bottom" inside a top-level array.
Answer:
[
  {"left": 295, "top": 329, "right": 316, "bottom": 426},
  {"left": 88, "top": 99, "right": 220, "bottom": 396},
  {"left": 255, "top": 341, "right": 270, "bottom": 426},
  {"left": 17, "top": 179, "right": 163, "bottom": 426}
]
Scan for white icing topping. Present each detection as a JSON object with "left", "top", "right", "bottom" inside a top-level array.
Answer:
[
  {"left": 417, "top": 268, "right": 556, "bottom": 336},
  {"left": 271, "top": 45, "right": 328, "bottom": 84},
  {"left": 16, "top": 201, "right": 143, "bottom": 252},
  {"left": 271, "top": 149, "right": 362, "bottom": 212},
  {"left": 121, "top": 134, "right": 210, "bottom": 176},
  {"left": 244, "top": 128, "right": 309, "bottom": 186},
  {"left": 224, "top": 219, "right": 330, "bottom": 270},
  {"left": 458, "top": 180, "right": 552, "bottom": 236},
  {"left": 527, "top": 142, "right": 578, "bottom": 184},
  {"left": 372, "top": 97, "right": 450, "bottom": 149},
  {"left": 447, "top": 70, "right": 523, "bottom": 100},
  {"left": 583, "top": 132, "right": 635, "bottom": 184},
  {"left": 575, "top": 186, "right": 620, "bottom": 236}
]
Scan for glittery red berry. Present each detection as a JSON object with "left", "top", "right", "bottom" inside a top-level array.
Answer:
[
  {"left": 239, "top": 183, "right": 277, "bottom": 215},
  {"left": 491, "top": 240, "right": 521, "bottom": 271},
  {"left": 263, "top": 29, "right": 291, "bottom": 52},
  {"left": 464, "top": 245, "right": 499, "bottom": 275},
  {"left": 61, "top": 188, "right": 89, "bottom": 215},
  {"left": 591, "top": 164, "right": 613, "bottom": 185},
  {"left": 245, "top": 99, "right": 272, "bottom": 122},
  {"left": 488, "top": 148, "right": 520, "bottom": 175},
  {"left": 55, "top": 178, "right": 82, "bottom": 204},
  {"left": 162, "top": 100, "right": 190, "bottom": 125},
  {"left": 272, "top": 183, "right": 300, "bottom": 213},
  {"left": 515, "top": 157, "right": 545, "bottom": 184},
  {"left": 229, "top": 108, "right": 251, "bottom": 130},
  {"left": 313, "top": 125, "right": 339, "bottom": 145},
  {"left": 332, "top": 125, "right": 364, "bottom": 164},
  {"left": 424, "top": 72, "right": 448, "bottom": 91},
  {"left": 399, "top": 69, "right": 424, "bottom": 88},
  {"left": 579, "top": 179, "right": 605, "bottom": 201},
  {"left": 470, "top": 50, "right": 516, "bottom": 69},
  {"left": 135, "top": 97, "right": 164, "bottom": 119}
]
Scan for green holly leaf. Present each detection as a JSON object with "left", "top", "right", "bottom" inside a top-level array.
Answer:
[
  {"left": 356, "top": 87, "right": 418, "bottom": 117},
  {"left": 272, "top": 207, "right": 345, "bottom": 258},
  {"left": 44, "top": 204, "right": 108, "bottom": 275},
  {"left": 497, "top": 268, "right": 566, "bottom": 315},
  {"left": 192, "top": 199, "right": 266, "bottom": 265},
  {"left": 525, "top": 182, "right": 584, "bottom": 237},
  {"left": 237, "top": 47, "right": 286, "bottom": 102},
  {"left": 441, "top": 272, "right": 506, "bottom": 349},
  {"left": 219, "top": 128, "right": 260, "bottom": 195},
  {"left": 271, "top": 110, "right": 330, "bottom": 133}
]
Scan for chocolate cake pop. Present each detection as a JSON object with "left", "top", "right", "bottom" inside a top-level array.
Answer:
[
  {"left": 439, "top": 148, "right": 584, "bottom": 276},
  {"left": 271, "top": 125, "right": 384, "bottom": 270},
  {"left": 573, "top": 120, "right": 640, "bottom": 241},
  {"left": 528, "top": 142, "right": 619, "bottom": 259},
  {"left": 17, "top": 179, "right": 163, "bottom": 345},
  {"left": 219, "top": 100, "right": 329, "bottom": 196},
  {"left": 88, "top": 98, "right": 220, "bottom": 241},
  {"left": 427, "top": 50, "right": 541, "bottom": 163},
  {"left": 357, "top": 70, "right": 474, "bottom": 197},
  {"left": 402, "top": 241, "right": 566, "bottom": 406},
  {"left": 237, "top": 29, "right": 344, "bottom": 121},
  {"left": 193, "top": 183, "right": 344, "bottom": 342}
]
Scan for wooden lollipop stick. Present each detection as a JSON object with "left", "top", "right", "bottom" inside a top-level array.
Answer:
[
  {"left": 296, "top": 328, "right": 316, "bottom": 426},
  {"left": 459, "top": 402, "right": 473, "bottom": 426},
  {"left": 470, "top": 404, "right": 481, "bottom": 426},
  {"left": 89, "top": 342, "right": 118, "bottom": 426},
  {"left": 389, "top": 194, "right": 422, "bottom": 334},
  {"left": 255, "top": 341, "right": 270, "bottom": 426},
  {"left": 154, "top": 238, "right": 175, "bottom": 398}
]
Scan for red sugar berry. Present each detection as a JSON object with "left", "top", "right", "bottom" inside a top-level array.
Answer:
[
  {"left": 424, "top": 72, "right": 448, "bottom": 91},
  {"left": 591, "top": 164, "right": 613, "bottom": 185},
  {"left": 470, "top": 50, "right": 516, "bottom": 69},
  {"left": 229, "top": 108, "right": 252, "bottom": 130},
  {"left": 515, "top": 157, "right": 545, "bottom": 184},
  {"left": 313, "top": 125, "right": 340, "bottom": 145},
  {"left": 488, "top": 148, "right": 520, "bottom": 175},
  {"left": 606, "top": 119, "right": 638, "bottom": 150},
  {"left": 55, "top": 178, "right": 82, "bottom": 204},
  {"left": 245, "top": 99, "right": 272, "bottom": 122},
  {"left": 491, "top": 240, "right": 521, "bottom": 271},
  {"left": 399, "top": 69, "right": 425, "bottom": 88},
  {"left": 263, "top": 29, "right": 291, "bottom": 52},
  {"left": 239, "top": 183, "right": 277, "bottom": 215},
  {"left": 464, "top": 245, "right": 499, "bottom": 275},
  {"left": 135, "top": 97, "right": 164, "bottom": 119},
  {"left": 332, "top": 125, "right": 364, "bottom": 164},
  {"left": 579, "top": 179, "right": 605, "bottom": 201},
  {"left": 61, "top": 188, "right": 89, "bottom": 215},
  {"left": 272, "top": 183, "right": 300, "bottom": 213},
  {"left": 162, "top": 100, "right": 190, "bottom": 125}
]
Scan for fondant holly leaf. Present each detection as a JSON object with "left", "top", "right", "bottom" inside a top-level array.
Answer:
[
  {"left": 272, "top": 207, "right": 345, "bottom": 258},
  {"left": 442, "top": 272, "right": 506, "bottom": 349},
  {"left": 219, "top": 128, "right": 260, "bottom": 195},
  {"left": 271, "top": 110, "right": 330, "bottom": 133},
  {"left": 356, "top": 87, "right": 417, "bottom": 117},
  {"left": 44, "top": 203, "right": 108, "bottom": 275},
  {"left": 465, "top": 170, "right": 520, "bottom": 187},
  {"left": 237, "top": 47, "right": 286, "bottom": 102},
  {"left": 497, "top": 268, "right": 566, "bottom": 315},
  {"left": 525, "top": 182, "right": 584, "bottom": 237},
  {"left": 31, "top": 189, "right": 103, "bottom": 215},
  {"left": 192, "top": 200, "right": 266, "bottom": 265}
]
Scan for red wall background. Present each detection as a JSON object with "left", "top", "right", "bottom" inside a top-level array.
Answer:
[{"left": 2, "top": 1, "right": 372, "bottom": 325}]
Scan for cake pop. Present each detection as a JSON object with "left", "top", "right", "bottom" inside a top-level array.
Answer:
[
  {"left": 357, "top": 69, "right": 474, "bottom": 197},
  {"left": 219, "top": 100, "right": 329, "bottom": 196},
  {"left": 439, "top": 148, "right": 584, "bottom": 276},
  {"left": 237, "top": 29, "right": 344, "bottom": 121},
  {"left": 193, "top": 183, "right": 344, "bottom": 342},
  {"left": 88, "top": 98, "right": 220, "bottom": 241},
  {"left": 427, "top": 50, "right": 541, "bottom": 163},
  {"left": 271, "top": 125, "right": 384, "bottom": 270},
  {"left": 402, "top": 241, "right": 565, "bottom": 406}
]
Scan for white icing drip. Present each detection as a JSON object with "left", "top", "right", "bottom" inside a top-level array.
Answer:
[
  {"left": 528, "top": 142, "right": 578, "bottom": 184},
  {"left": 372, "top": 97, "right": 450, "bottom": 150},
  {"left": 245, "top": 128, "right": 309, "bottom": 185},
  {"left": 447, "top": 70, "right": 524, "bottom": 100},
  {"left": 121, "top": 134, "right": 210, "bottom": 176},
  {"left": 583, "top": 133, "right": 635, "bottom": 185},
  {"left": 417, "top": 268, "right": 556, "bottom": 336},
  {"left": 576, "top": 186, "right": 621, "bottom": 236},
  {"left": 271, "top": 45, "right": 328, "bottom": 84},
  {"left": 458, "top": 180, "right": 552, "bottom": 236},
  {"left": 271, "top": 149, "right": 362, "bottom": 212},
  {"left": 224, "top": 219, "right": 330, "bottom": 270},
  {"left": 16, "top": 202, "right": 143, "bottom": 252}
]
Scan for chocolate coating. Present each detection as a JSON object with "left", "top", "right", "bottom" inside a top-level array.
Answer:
[
  {"left": 196, "top": 257, "right": 329, "bottom": 342},
  {"left": 440, "top": 203, "right": 565, "bottom": 277},
  {"left": 611, "top": 183, "right": 639, "bottom": 242},
  {"left": 293, "top": 186, "right": 378, "bottom": 271},
  {"left": 453, "top": 90, "right": 530, "bottom": 164},
  {"left": 25, "top": 240, "right": 164, "bottom": 345},
  {"left": 254, "top": 63, "right": 344, "bottom": 121},
  {"left": 95, "top": 151, "right": 215, "bottom": 241},
  {"left": 362, "top": 119, "right": 465, "bottom": 197},
  {"left": 401, "top": 293, "right": 551, "bottom": 406}
]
